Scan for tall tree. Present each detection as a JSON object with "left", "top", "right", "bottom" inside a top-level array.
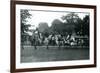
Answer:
[
  {"left": 82, "top": 15, "right": 89, "bottom": 36},
  {"left": 21, "top": 9, "right": 32, "bottom": 45},
  {"left": 61, "top": 12, "right": 80, "bottom": 33},
  {"left": 51, "top": 19, "right": 64, "bottom": 34},
  {"left": 62, "top": 12, "right": 79, "bottom": 24},
  {"left": 61, "top": 12, "right": 79, "bottom": 34},
  {"left": 38, "top": 22, "right": 49, "bottom": 33},
  {"left": 38, "top": 22, "right": 49, "bottom": 37},
  {"left": 74, "top": 18, "right": 83, "bottom": 35}
]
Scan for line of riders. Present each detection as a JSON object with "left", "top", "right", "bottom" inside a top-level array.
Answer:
[{"left": 27, "top": 32, "right": 86, "bottom": 49}]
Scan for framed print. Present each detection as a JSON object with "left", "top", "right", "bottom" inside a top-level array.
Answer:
[{"left": 11, "top": 0, "right": 97, "bottom": 73}]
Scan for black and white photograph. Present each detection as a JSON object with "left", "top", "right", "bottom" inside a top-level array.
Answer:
[
  {"left": 11, "top": 1, "right": 96, "bottom": 72},
  {"left": 20, "top": 9, "right": 90, "bottom": 63}
]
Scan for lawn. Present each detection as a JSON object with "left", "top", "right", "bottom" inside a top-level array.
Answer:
[{"left": 21, "top": 46, "right": 89, "bottom": 63}]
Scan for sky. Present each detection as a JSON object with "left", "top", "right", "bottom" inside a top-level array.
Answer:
[{"left": 27, "top": 10, "right": 89, "bottom": 30}]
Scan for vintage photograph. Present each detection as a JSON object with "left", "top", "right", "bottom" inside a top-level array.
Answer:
[
  {"left": 20, "top": 9, "right": 90, "bottom": 63},
  {"left": 11, "top": 1, "right": 96, "bottom": 72}
]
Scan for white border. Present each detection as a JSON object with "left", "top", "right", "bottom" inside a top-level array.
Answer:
[{"left": 16, "top": 4, "right": 94, "bottom": 69}]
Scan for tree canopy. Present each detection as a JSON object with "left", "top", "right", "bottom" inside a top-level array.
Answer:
[
  {"left": 50, "top": 13, "right": 89, "bottom": 36},
  {"left": 21, "top": 9, "right": 32, "bottom": 44}
]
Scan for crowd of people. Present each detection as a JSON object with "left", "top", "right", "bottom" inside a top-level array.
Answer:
[{"left": 28, "top": 32, "right": 85, "bottom": 47}]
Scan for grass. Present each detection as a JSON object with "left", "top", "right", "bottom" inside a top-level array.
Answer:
[{"left": 21, "top": 46, "right": 89, "bottom": 63}]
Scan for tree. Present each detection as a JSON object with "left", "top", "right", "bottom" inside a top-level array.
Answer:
[
  {"left": 21, "top": 9, "right": 32, "bottom": 45},
  {"left": 82, "top": 15, "right": 89, "bottom": 36},
  {"left": 61, "top": 13, "right": 90, "bottom": 36},
  {"left": 62, "top": 12, "right": 79, "bottom": 24},
  {"left": 51, "top": 19, "right": 64, "bottom": 34},
  {"left": 38, "top": 22, "right": 50, "bottom": 37},
  {"left": 38, "top": 22, "right": 49, "bottom": 32},
  {"left": 61, "top": 12, "right": 79, "bottom": 34},
  {"left": 74, "top": 18, "right": 83, "bottom": 35}
]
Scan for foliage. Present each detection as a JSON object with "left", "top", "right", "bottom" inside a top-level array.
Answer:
[
  {"left": 51, "top": 19, "right": 64, "bottom": 34},
  {"left": 82, "top": 15, "right": 89, "bottom": 36},
  {"left": 21, "top": 9, "right": 32, "bottom": 44},
  {"left": 38, "top": 22, "right": 50, "bottom": 37},
  {"left": 62, "top": 12, "right": 79, "bottom": 24},
  {"left": 50, "top": 12, "right": 89, "bottom": 36}
]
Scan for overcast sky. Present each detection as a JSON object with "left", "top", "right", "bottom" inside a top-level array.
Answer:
[{"left": 26, "top": 10, "right": 89, "bottom": 30}]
